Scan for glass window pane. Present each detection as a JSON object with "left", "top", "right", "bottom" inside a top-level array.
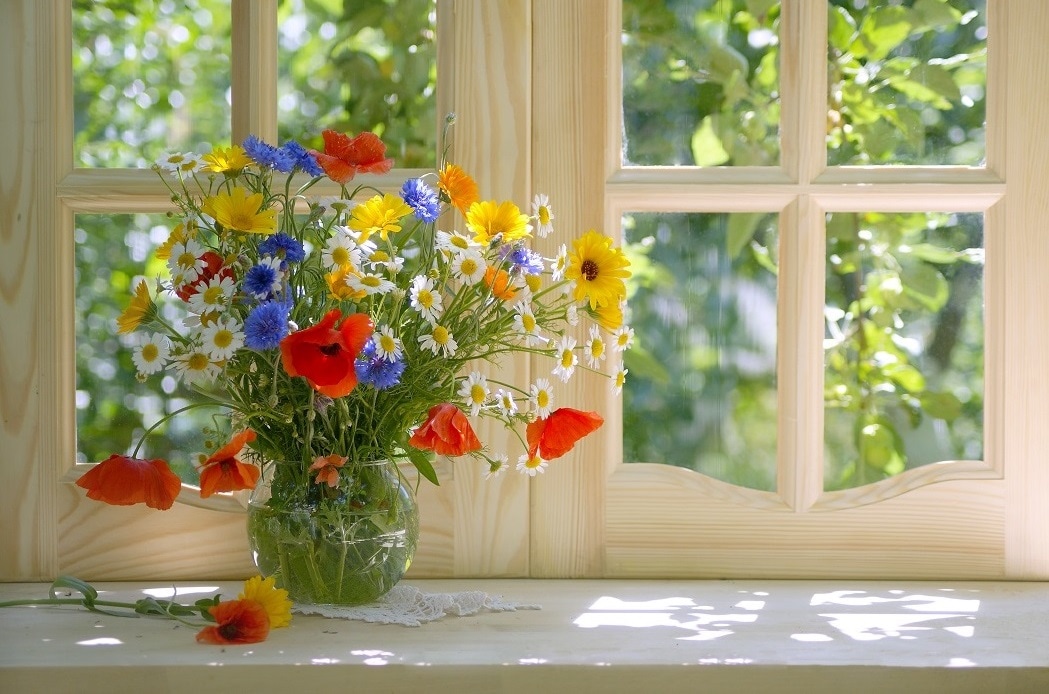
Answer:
[
  {"left": 823, "top": 212, "right": 984, "bottom": 490},
  {"left": 73, "top": 0, "right": 232, "bottom": 168},
  {"left": 827, "top": 0, "right": 987, "bottom": 166},
  {"left": 277, "top": 0, "right": 438, "bottom": 168},
  {"left": 75, "top": 213, "right": 215, "bottom": 484},
  {"left": 624, "top": 212, "right": 779, "bottom": 491},
  {"left": 622, "top": 0, "right": 781, "bottom": 167}
]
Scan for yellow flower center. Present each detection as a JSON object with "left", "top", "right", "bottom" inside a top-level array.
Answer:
[
  {"left": 538, "top": 206, "right": 551, "bottom": 225},
  {"left": 522, "top": 313, "right": 536, "bottom": 332},
  {"left": 361, "top": 275, "right": 382, "bottom": 288},
  {"left": 141, "top": 344, "right": 159, "bottom": 362},
  {"left": 536, "top": 390, "right": 549, "bottom": 409},
  {"left": 617, "top": 333, "right": 630, "bottom": 347},
  {"left": 177, "top": 251, "right": 197, "bottom": 269},
  {"left": 470, "top": 384, "right": 486, "bottom": 405},
  {"left": 418, "top": 290, "right": 434, "bottom": 308},
  {"left": 213, "top": 330, "right": 233, "bottom": 349},
  {"left": 331, "top": 247, "right": 349, "bottom": 265},
  {"left": 525, "top": 454, "right": 543, "bottom": 469},
  {"left": 379, "top": 334, "right": 397, "bottom": 352},
  {"left": 370, "top": 250, "right": 390, "bottom": 263},
  {"left": 433, "top": 326, "right": 449, "bottom": 345},
  {"left": 203, "top": 285, "right": 225, "bottom": 305},
  {"left": 615, "top": 371, "right": 626, "bottom": 388},
  {"left": 526, "top": 274, "right": 542, "bottom": 292},
  {"left": 187, "top": 352, "right": 210, "bottom": 370},
  {"left": 560, "top": 350, "right": 574, "bottom": 367},
  {"left": 451, "top": 236, "right": 469, "bottom": 249},
  {"left": 591, "top": 339, "right": 605, "bottom": 359},
  {"left": 229, "top": 210, "right": 255, "bottom": 231},
  {"left": 460, "top": 258, "right": 478, "bottom": 275}
]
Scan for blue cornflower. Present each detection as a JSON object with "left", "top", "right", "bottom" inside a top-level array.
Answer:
[
  {"left": 355, "top": 339, "right": 407, "bottom": 390},
  {"left": 400, "top": 178, "right": 441, "bottom": 223},
  {"left": 500, "top": 244, "right": 545, "bottom": 275},
  {"left": 242, "top": 135, "right": 295, "bottom": 173},
  {"left": 244, "top": 301, "right": 290, "bottom": 350},
  {"left": 243, "top": 259, "right": 282, "bottom": 299},
  {"left": 258, "top": 232, "right": 306, "bottom": 264},
  {"left": 281, "top": 140, "right": 324, "bottom": 177}
]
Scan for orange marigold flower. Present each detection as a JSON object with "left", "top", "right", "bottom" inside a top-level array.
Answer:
[
  {"left": 76, "top": 454, "right": 182, "bottom": 510},
  {"left": 526, "top": 407, "right": 604, "bottom": 461},
  {"left": 408, "top": 403, "right": 482, "bottom": 457},
  {"left": 117, "top": 280, "right": 155, "bottom": 334},
  {"left": 311, "top": 129, "right": 394, "bottom": 184},
  {"left": 198, "top": 429, "right": 260, "bottom": 498},
  {"left": 280, "top": 309, "right": 374, "bottom": 398},
  {"left": 483, "top": 266, "right": 517, "bottom": 302},
  {"left": 195, "top": 599, "right": 271, "bottom": 645},
  {"left": 310, "top": 454, "right": 347, "bottom": 488},
  {"left": 436, "top": 163, "right": 479, "bottom": 216}
]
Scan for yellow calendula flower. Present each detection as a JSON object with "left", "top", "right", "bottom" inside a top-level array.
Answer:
[
  {"left": 202, "top": 145, "right": 252, "bottom": 174},
  {"left": 154, "top": 221, "right": 197, "bottom": 261},
  {"left": 326, "top": 264, "right": 368, "bottom": 301},
  {"left": 436, "top": 163, "right": 479, "bottom": 216},
  {"left": 117, "top": 280, "right": 156, "bottom": 334},
  {"left": 203, "top": 187, "right": 277, "bottom": 235},
  {"left": 239, "top": 575, "right": 292, "bottom": 628},
  {"left": 589, "top": 300, "right": 624, "bottom": 331},
  {"left": 465, "top": 200, "right": 532, "bottom": 245},
  {"left": 348, "top": 193, "right": 413, "bottom": 244},
  {"left": 566, "top": 230, "right": 631, "bottom": 309}
]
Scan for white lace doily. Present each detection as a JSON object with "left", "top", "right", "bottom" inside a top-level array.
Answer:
[{"left": 293, "top": 584, "right": 541, "bottom": 627}]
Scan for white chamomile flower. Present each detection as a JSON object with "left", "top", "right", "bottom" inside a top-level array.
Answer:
[
  {"left": 367, "top": 249, "right": 404, "bottom": 274},
  {"left": 167, "top": 238, "right": 206, "bottom": 286},
  {"left": 172, "top": 347, "right": 221, "bottom": 385},
  {"left": 484, "top": 454, "right": 509, "bottom": 480},
  {"left": 435, "top": 229, "right": 478, "bottom": 255},
  {"left": 418, "top": 324, "right": 458, "bottom": 357},
  {"left": 612, "top": 365, "right": 628, "bottom": 395},
  {"left": 132, "top": 333, "right": 170, "bottom": 376},
  {"left": 187, "top": 274, "right": 236, "bottom": 316},
  {"left": 613, "top": 325, "right": 635, "bottom": 352},
  {"left": 374, "top": 325, "right": 404, "bottom": 362},
  {"left": 314, "top": 197, "right": 359, "bottom": 223},
  {"left": 584, "top": 325, "right": 606, "bottom": 368},
  {"left": 512, "top": 301, "right": 542, "bottom": 346},
  {"left": 347, "top": 272, "right": 396, "bottom": 296},
  {"left": 566, "top": 303, "right": 580, "bottom": 326},
  {"left": 158, "top": 151, "right": 202, "bottom": 176},
  {"left": 410, "top": 275, "right": 444, "bottom": 324},
  {"left": 457, "top": 371, "right": 491, "bottom": 417},
  {"left": 322, "top": 227, "right": 364, "bottom": 271},
  {"left": 200, "top": 316, "right": 244, "bottom": 361},
  {"left": 451, "top": 250, "right": 487, "bottom": 285},
  {"left": 551, "top": 244, "right": 568, "bottom": 282},
  {"left": 551, "top": 335, "right": 578, "bottom": 383},
  {"left": 495, "top": 388, "right": 518, "bottom": 417},
  {"left": 532, "top": 194, "right": 555, "bottom": 238},
  {"left": 516, "top": 453, "right": 548, "bottom": 477},
  {"left": 529, "top": 378, "right": 555, "bottom": 419}
]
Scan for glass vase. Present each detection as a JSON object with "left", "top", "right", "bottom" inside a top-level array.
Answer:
[{"left": 247, "top": 457, "right": 419, "bottom": 606}]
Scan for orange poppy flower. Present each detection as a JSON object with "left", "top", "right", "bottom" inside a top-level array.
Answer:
[
  {"left": 280, "top": 309, "right": 374, "bottom": 398},
  {"left": 436, "top": 163, "right": 479, "bottom": 216},
  {"left": 483, "top": 266, "right": 517, "bottom": 302},
  {"left": 75, "top": 454, "right": 182, "bottom": 510},
  {"left": 176, "top": 251, "right": 232, "bottom": 302},
  {"left": 310, "top": 454, "right": 347, "bottom": 488},
  {"left": 310, "top": 129, "right": 394, "bottom": 184},
  {"left": 526, "top": 407, "right": 604, "bottom": 461},
  {"left": 198, "top": 429, "right": 260, "bottom": 498},
  {"left": 408, "top": 403, "right": 482, "bottom": 457},
  {"left": 195, "top": 599, "right": 271, "bottom": 645}
]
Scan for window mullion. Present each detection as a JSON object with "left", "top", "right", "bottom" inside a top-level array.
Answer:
[
  {"left": 780, "top": 0, "right": 827, "bottom": 185},
  {"left": 231, "top": 0, "right": 278, "bottom": 144}
]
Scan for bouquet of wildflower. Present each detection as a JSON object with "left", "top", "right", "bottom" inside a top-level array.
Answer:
[{"left": 75, "top": 122, "right": 632, "bottom": 603}]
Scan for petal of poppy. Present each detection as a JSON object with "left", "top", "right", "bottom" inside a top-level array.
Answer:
[
  {"left": 527, "top": 408, "right": 604, "bottom": 461},
  {"left": 199, "top": 458, "right": 260, "bottom": 498},
  {"left": 76, "top": 454, "right": 182, "bottom": 510},
  {"left": 196, "top": 599, "right": 271, "bottom": 644},
  {"left": 312, "top": 151, "right": 356, "bottom": 185},
  {"left": 409, "top": 403, "right": 482, "bottom": 457},
  {"left": 205, "top": 429, "right": 256, "bottom": 466}
]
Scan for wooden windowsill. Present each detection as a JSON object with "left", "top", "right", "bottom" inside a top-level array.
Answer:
[{"left": 2, "top": 579, "right": 1049, "bottom": 692}]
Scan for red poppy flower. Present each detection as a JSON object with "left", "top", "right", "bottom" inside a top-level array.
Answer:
[
  {"left": 526, "top": 408, "right": 604, "bottom": 461},
  {"left": 176, "top": 251, "right": 232, "bottom": 301},
  {"left": 75, "top": 454, "right": 182, "bottom": 510},
  {"left": 199, "top": 429, "right": 260, "bottom": 498},
  {"left": 280, "top": 309, "right": 374, "bottom": 398},
  {"left": 195, "top": 599, "right": 271, "bottom": 645},
  {"left": 408, "top": 403, "right": 482, "bottom": 457},
  {"left": 310, "top": 130, "right": 394, "bottom": 184}
]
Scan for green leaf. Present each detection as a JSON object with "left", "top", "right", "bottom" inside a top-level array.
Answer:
[
  {"left": 851, "top": 6, "right": 914, "bottom": 61},
  {"left": 900, "top": 263, "right": 949, "bottom": 311},
  {"left": 828, "top": 5, "right": 857, "bottom": 50},
  {"left": 921, "top": 392, "right": 963, "bottom": 421},
  {"left": 912, "top": 0, "right": 963, "bottom": 32},
  {"left": 904, "top": 243, "right": 961, "bottom": 264},
  {"left": 727, "top": 214, "right": 762, "bottom": 260},
  {"left": 885, "top": 363, "right": 926, "bottom": 393},
  {"left": 887, "top": 64, "right": 961, "bottom": 109},
  {"left": 691, "top": 116, "right": 730, "bottom": 166},
  {"left": 404, "top": 446, "right": 440, "bottom": 486}
]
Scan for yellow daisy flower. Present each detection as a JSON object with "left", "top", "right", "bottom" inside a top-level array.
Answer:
[
  {"left": 348, "top": 193, "right": 413, "bottom": 244},
  {"left": 589, "top": 300, "right": 624, "bottom": 331},
  {"left": 436, "top": 163, "right": 479, "bottom": 216},
  {"left": 326, "top": 264, "right": 368, "bottom": 301},
  {"left": 203, "top": 187, "right": 277, "bottom": 235},
  {"left": 465, "top": 200, "right": 532, "bottom": 245},
  {"left": 239, "top": 575, "right": 292, "bottom": 628},
  {"left": 202, "top": 145, "right": 252, "bottom": 174},
  {"left": 566, "top": 230, "right": 631, "bottom": 309},
  {"left": 154, "top": 221, "right": 196, "bottom": 261},
  {"left": 117, "top": 280, "right": 156, "bottom": 334}
]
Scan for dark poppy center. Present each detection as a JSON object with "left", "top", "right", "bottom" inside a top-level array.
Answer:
[
  {"left": 318, "top": 343, "right": 342, "bottom": 357},
  {"left": 218, "top": 622, "right": 240, "bottom": 640},
  {"left": 581, "top": 259, "right": 599, "bottom": 281}
]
